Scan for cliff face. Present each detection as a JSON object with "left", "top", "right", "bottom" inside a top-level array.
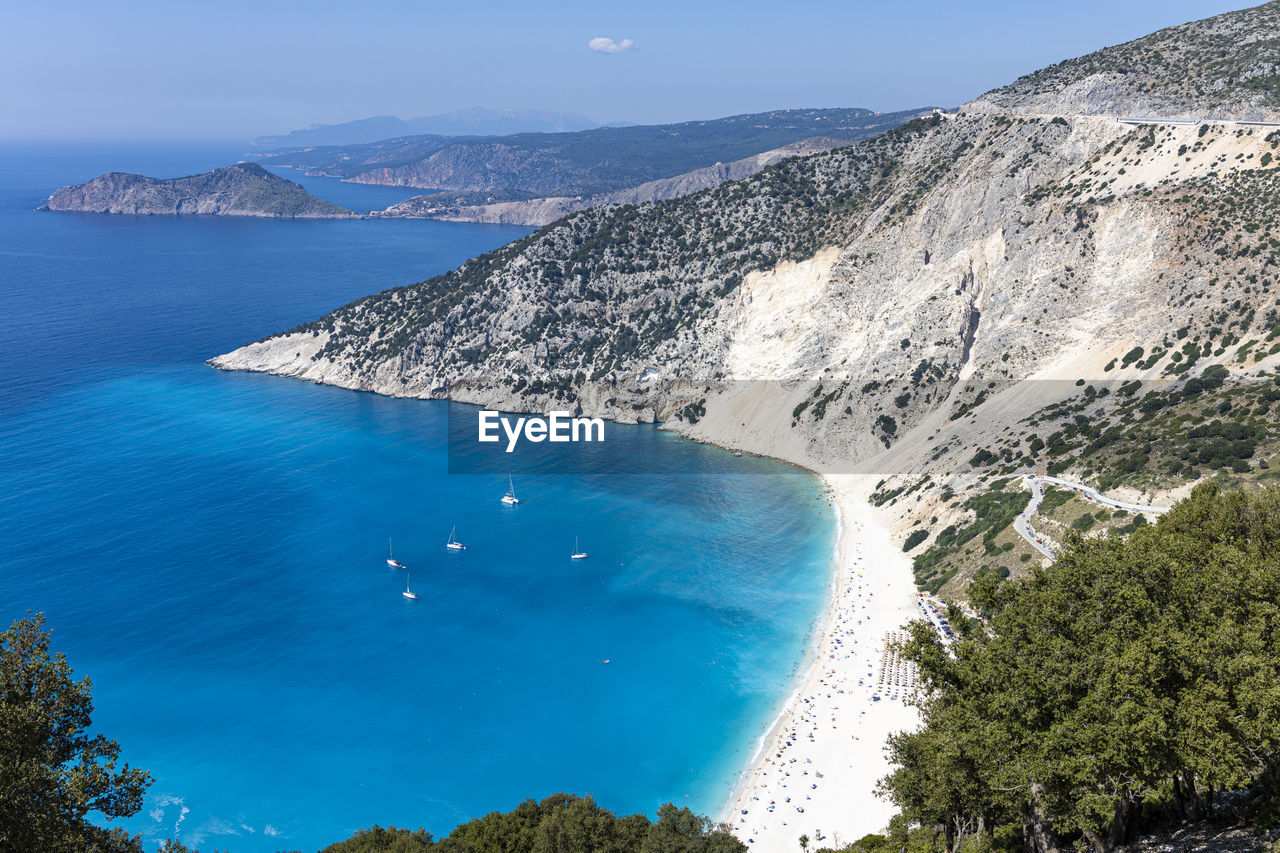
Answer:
[
  {"left": 213, "top": 3, "right": 1280, "bottom": 544},
  {"left": 42, "top": 164, "right": 355, "bottom": 218},
  {"left": 374, "top": 137, "right": 861, "bottom": 226}
]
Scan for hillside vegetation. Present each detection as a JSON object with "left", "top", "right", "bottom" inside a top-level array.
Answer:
[
  {"left": 878, "top": 484, "right": 1280, "bottom": 853},
  {"left": 969, "top": 0, "right": 1280, "bottom": 119}
]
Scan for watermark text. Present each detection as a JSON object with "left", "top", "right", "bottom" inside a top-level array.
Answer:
[{"left": 477, "top": 410, "right": 606, "bottom": 453}]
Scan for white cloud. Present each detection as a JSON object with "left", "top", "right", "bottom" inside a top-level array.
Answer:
[{"left": 589, "top": 37, "right": 634, "bottom": 54}]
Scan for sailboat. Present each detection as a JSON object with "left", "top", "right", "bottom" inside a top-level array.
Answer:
[
  {"left": 501, "top": 474, "right": 520, "bottom": 505},
  {"left": 386, "top": 538, "right": 406, "bottom": 569},
  {"left": 402, "top": 573, "right": 419, "bottom": 600},
  {"left": 446, "top": 525, "right": 467, "bottom": 551},
  {"left": 571, "top": 537, "right": 588, "bottom": 560}
]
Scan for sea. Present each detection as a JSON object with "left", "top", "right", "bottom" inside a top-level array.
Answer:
[{"left": 0, "top": 141, "right": 836, "bottom": 852}]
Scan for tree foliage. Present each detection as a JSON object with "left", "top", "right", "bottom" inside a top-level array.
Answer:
[
  {"left": 879, "top": 484, "right": 1280, "bottom": 853},
  {"left": 323, "top": 795, "right": 745, "bottom": 853},
  {"left": 0, "top": 614, "right": 151, "bottom": 853},
  {"left": 320, "top": 825, "right": 434, "bottom": 853}
]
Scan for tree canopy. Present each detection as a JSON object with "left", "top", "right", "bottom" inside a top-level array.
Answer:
[
  {"left": 878, "top": 483, "right": 1280, "bottom": 853},
  {"left": 0, "top": 613, "right": 152, "bottom": 853},
  {"left": 321, "top": 796, "right": 745, "bottom": 853}
]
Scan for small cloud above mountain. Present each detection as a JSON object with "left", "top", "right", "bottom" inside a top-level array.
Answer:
[{"left": 589, "top": 37, "right": 634, "bottom": 54}]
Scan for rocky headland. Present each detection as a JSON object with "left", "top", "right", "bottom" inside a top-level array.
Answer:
[{"left": 42, "top": 163, "right": 356, "bottom": 218}]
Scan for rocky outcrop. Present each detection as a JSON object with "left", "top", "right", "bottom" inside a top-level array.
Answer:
[
  {"left": 41, "top": 163, "right": 355, "bottom": 218},
  {"left": 373, "top": 137, "right": 861, "bottom": 226}
]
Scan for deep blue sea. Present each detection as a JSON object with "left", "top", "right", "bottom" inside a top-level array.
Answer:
[{"left": 0, "top": 142, "right": 835, "bottom": 852}]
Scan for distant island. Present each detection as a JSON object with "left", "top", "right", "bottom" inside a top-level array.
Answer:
[{"left": 40, "top": 163, "right": 356, "bottom": 218}]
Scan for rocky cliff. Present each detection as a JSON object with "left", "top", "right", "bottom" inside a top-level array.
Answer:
[
  {"left": 42, "top": 163, "right": 355, "bottom": 218},
  {"left": 213, "top": 2, "right": 1280, "bottom": 588}
]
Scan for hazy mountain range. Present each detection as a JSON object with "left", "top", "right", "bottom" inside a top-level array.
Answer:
[{"left": 252, "top": 107, "right": 622, "bottom": 148}]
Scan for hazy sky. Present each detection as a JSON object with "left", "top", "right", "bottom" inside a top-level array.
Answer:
[{"left": 1, "top": 0, "right": 1248, "bottom": 140}]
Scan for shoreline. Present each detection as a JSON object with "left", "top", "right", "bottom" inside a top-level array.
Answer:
[
  {"left": 718, "top": 473, "right": 920, "bottom": 851},
  {"left": 716, "top": 476, "right": 847, "bottom": 821}
]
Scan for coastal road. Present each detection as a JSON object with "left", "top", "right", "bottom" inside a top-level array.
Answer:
[
  {"left": 1004, "top": 112, "right": 1280, "bottom": 129},
  {"left": 1114, "top": 116, "right": 1280, "bottom": 128},
  {"left": 1014, "top": 476, "right": 1057, "bottom": 559},
  {"left": 1014, "top": 475, "right": 1171, "bottom": 559}
]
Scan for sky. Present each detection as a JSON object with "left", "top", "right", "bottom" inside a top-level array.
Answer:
[{"left": 0, "top": 0, "right": 1251, "bottom": 140}]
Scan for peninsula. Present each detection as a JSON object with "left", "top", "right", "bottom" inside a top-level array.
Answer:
[{"left": 41, "top": 163, "right": 356, "bottom": 218}]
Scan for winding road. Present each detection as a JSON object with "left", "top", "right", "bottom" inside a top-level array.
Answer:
[{"left": 1014, "top": 475, "right": 1172, "bottom": 559}]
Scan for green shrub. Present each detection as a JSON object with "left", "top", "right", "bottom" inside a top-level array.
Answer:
[{"left": 904, "top": 529, "right": 929, "bottom": 552}]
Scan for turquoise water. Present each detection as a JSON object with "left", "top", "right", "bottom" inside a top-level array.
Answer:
[{"left": 0, "top": 143, "right": 835, "bottom": 852}]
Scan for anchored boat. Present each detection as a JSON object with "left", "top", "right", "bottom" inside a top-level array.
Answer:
[{"left": 501, "top": 474, "right": 520, "bottom": 505}]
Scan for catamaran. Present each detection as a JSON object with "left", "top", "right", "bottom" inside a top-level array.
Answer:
[
  {"left": 501, "top": 474, "right": 520, "bottom": 505},
  {"left": 571, "top": 537, "right": 588, "bottom": 560},
  {"left": 386, "top": 538, "right": 406, "bottom": 569},
  {"left": 446, "top": 525, "right": 467, "bottom": 551},
  {"left": 402, "top": 573, "right": 419, "bottom": 600}
]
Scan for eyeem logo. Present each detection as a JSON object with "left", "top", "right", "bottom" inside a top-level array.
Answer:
[{"left": 478, "top": 410, "right": 605, "bottom": 453}]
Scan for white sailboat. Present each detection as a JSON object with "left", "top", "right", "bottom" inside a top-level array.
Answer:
[
  {"left": 501, "top": 474, "right": 520, "bottom": 505},
  {"left": 386, "top": 538, "right": 406, "bottom": 569},
  {"left": 402, "top": 573, "right": 419, "bottom": 600},
  {"left": 571, "top": 537, "right": 588, "bottom": 560},
  {"left": 446, "top": 525, "right": 467, "bottom": 551}
]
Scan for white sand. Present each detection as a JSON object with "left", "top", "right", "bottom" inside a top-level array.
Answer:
[{"left": 719, "top": 474, "right": 921, "bottom": 851}]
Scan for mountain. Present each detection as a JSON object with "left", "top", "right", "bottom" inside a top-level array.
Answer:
[
  {"left": 250, "top": 107, "right": 938, "bottom": 202},
  {"left": 41, "top": 163, "right": 355, "bottom": 218},
  {"left": 969, "top": 1, "right": 1280, "bottom": 120},
  {"left": 252, "top": 108, "right": 603, "bottom": 148},
  {"left": 371, "top": 136, "right": 863, "bottom": 226},
  {"left": 214, "top": 3, "right": 1280, "bottom": 596},
  {"left": 252, "top": 116, "right": 426, "bottom": 148}
]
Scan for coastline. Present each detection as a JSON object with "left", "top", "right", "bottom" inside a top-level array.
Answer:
[
  {"left": 719, "top": 473, "right": 920, "bottom": 851},
  {"left": 716, "top": 476, "right": 846, "bottom": 821}
]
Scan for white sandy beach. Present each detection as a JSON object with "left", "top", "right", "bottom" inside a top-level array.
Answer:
[{"left": 720, "top": 473, "right": 922, "bottom": 851}]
